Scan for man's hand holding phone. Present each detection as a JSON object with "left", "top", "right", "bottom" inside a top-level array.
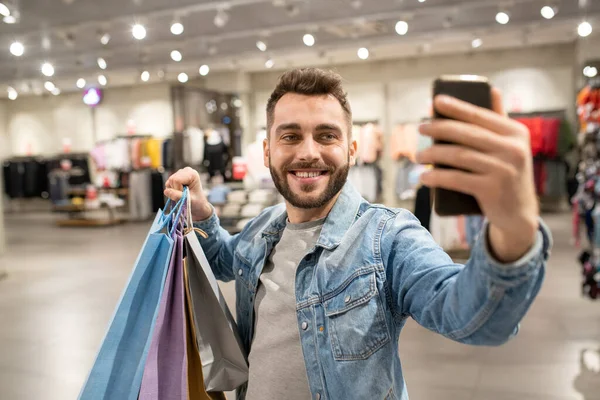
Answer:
[{"left": 416, "top": 88, "right": 539, "bottom": 263}]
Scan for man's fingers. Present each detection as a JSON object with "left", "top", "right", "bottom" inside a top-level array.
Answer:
[
  {"left": 491, "top": 87, "right": 506, "bottom": 116},
  {"left": 164, "top": 188, "right": 183, "bottom": 202},
  {"left": 419, "top": 169, "right": 486, "bottom": 196},
  {"left": 419, "top": 120, "right": 506, "bottom": 153},
  {"left": 433, "top": 93, "right": 521, "bottom": 136},
  {"left": 416, "top": 144, "right": 504, "bottom": 173}
]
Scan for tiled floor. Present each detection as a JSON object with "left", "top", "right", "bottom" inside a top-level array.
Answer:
[{"left": 0, "top": 210, "right": 599, "bottom": 400}]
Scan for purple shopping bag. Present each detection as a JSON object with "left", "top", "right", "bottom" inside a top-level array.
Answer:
[{"left": 139, "top": 225, "right": 188, "bottom": 400}]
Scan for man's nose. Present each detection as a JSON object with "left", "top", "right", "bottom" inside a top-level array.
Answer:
[{"left": 297, "top": 138, "right": 319, "bottom": 162}]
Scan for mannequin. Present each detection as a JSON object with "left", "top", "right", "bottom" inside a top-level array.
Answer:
[{"left": 203, "top": 128, "right": 229, "bottom": 178}]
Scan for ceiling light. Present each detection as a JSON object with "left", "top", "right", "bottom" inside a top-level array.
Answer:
[
  {"left": 584, "top": 66, "right": 598, "bottom": 78},
  {"left": 97, "top": 57, "right": 107, "bottom": 70},
  {"left": 199, "top": 64, "right": 210, "bottom": 76},
  {"left": 76, "top": 78, "right": 86, "bottom": 89},
  {"left": 171, "top": 22, "right": 184, "bottom": 35},
  {"left": 3, "top": 15, "right": 16, "bottom": 24},
  {"left": 44, "top": 81, "right": 55, "bottom": 91},
  {"left": 132, "top": 24, "right": 146, "bottom": 40},
  {"left": 418, "top": 0, "right": 426, "bottom": 2},
  {"left": 303, "top": 33, "right": 315, "bottom": 47},
  {"left": 10, "top": 41, "right": 24, "bottom": 56},
  {"left": 171, "top": 50, "right": 182, "bottom": 62},
  {"left": 178, "top": 72, "right": 189, "bottom": 83},
  {"left": 100, "top": 33, "right": 110, "bottom": 45},
  {"left": 51, "top": 88, "right": 60, "bottom": 96},
  {"left": 98, "top": 75, "right": 107, "bottom": 86},
  {"left": 496, "top": 11, "right": 510, "bottom": 24},
  {"left": 540, "top": 6, "right": 556, "bottom": 19},
  {"left": 265, "top": 58, "right": 274, "bottom": 68},
  {"left": 214, "top": 9, "right": 229, "bottom": 28},
  {"left": 357, "top": 47, "right": 369, "bottom": 60},
  {"left": 256, "top": 40, "right": 267, "bottom": 51},
  {"left": 578, "top": 21, "right": 593, "bottom": 37},
  {"left": 0, "top": 3, "right": 10, "bottom": 17},
  {"left": 141, "top": 70, "right": 150, "bottom": 82},
  {"left": 395, "top": 20, "right": 408, "bottom": 35},
  {"left": 41, "top": 62, "right": 54, "bottom": 77},
  {"left": 7, "top": 87, "right": 17, "bottom": 100},
  {"left": 471, "top": 38, "right": 483, "bottom": 48}
]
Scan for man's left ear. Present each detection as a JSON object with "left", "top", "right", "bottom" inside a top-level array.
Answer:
[{"left": 349, "top": 139, "right": 358, "bottom": 166}]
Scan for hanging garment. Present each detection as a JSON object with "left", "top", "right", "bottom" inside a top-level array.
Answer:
[
  {"left": 146, "top": 139, "right": 163, "bottom": 169},
  {"left": 357, "top": 123, "right": 382, "bottom": 164},
  {"left": 390, "top": 124, "right": 419, "bottom": 162},
  {"left": 184, "top": 128, "right": 205, "bottom": 166},
  {"left": 162, "top": 138, "right": 174, "bottom": 171},
  {"left": 151, "top": 171, "right": 167, "bottom": 212},
  {"left": 414, "top": 185, "right": 431, "bottom": 231},
  {"left": 207, "top": 184, "right": 231, "bottom": 206},
  {"left": 348, "top": 165, "right": 377, "bottom": 202},
  {"left": 130, "top": 170, "right": 153, "bottom": 221},
  {"left": 542, "top": 118, "right": 561, "bottom": 158},
  {"left": 203, "top": 142, "right": 228, "bottom": 178},
  {"left": 396, "top": 160, "right": 417, "bottom": 199}
]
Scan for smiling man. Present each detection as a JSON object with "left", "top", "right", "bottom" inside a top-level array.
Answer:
[{"left": 165, "top": 68, "right": 552, "bottom": 400}]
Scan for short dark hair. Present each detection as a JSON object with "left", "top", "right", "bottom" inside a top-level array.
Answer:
[{"left": 266, "top": 68, "right": 352, "bottom": 135}]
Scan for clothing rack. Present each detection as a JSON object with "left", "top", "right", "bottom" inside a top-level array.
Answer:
[{"left": 509, "top": 109, "right": 568, "bottom": 119}]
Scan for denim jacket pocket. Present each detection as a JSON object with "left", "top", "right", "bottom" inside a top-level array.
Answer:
[{"left": 323, "top": 270, "right": 390, "bottom": 361}]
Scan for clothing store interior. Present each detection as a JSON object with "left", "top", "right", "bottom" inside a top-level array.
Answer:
[{"left": 0, "top": 0, "right": 600, "bottom": 399}]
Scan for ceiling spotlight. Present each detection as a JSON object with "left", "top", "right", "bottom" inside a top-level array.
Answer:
[
  {"left": 395, "top": 20, "right": 409, "bottom": 35},
  {"left": 76, "top": 78, "right": 86, "bottom": 89},
  {"left": 51, "top": 88, "right": 60, "bottom": 96},
  {"left": 578, "top": 21, "right": 593, "bottom": 37},
  {"left": 303, "top": 33, "right": 315, "bottom": 47},
  {"left": 584, "top": 66, "right": 598, "bottom": 78},
  {"left": 44, "top": 81, "right": 55, "bottom": 91},
  {"left": 7, "top": 87, "right": 17, "bottom": 100},
  {"left": 265, "top": 58, "right": 274, "bottom": 69},
  {"left": 132, "top": 24, "right": 147, "bottom": 40},
  {"left": 178, "top": 72, "right": 189, "bottom": 83},
  {"left": 496, "top": 11, "right": 510, "bottom": 24},
  {"left": 418, "top": 0, "right": 426, "bottom": 2},
  {"left": 141, "top": 70, "right": 150, "bottom": 82},
  {"left": 214, "top": 9, "right": 229, "bottom": 28},
  {"left": 256, "top": 40, "right": 267, "bottom": 51},
  {"left": 98, "top": 75, "right": 107, "bottom": 86},
  {"left": 0, "top": 3, "right": 10, "bottom": 17},
  {"left": 10, "top": 41, "right": 24, "bottom": 56},
  {"left": 171, "top": 50, "right": 182, "bottom": 62},
  {"left": 357, "top": 47, "right": 369, "bottom": 60},
  {"left": 541, "top": 6, "right": 556, "bottom": 19},
  {"left": 3, "top": 15, "right": 16, "bottom": 24},
  {"left": 471, "top": 38, "right": 483, "bottom": 48},
  {"left": 41, "top": 62, "right": 54, "bottom": 77},
  {"left": 171, "top": 21, "right": 184, "bottom": 35},
  {"left": 199, "top": 64, "right": 210, "bottom": 76},
  {"left": 100, "top": 33, "right": 110, "bottom": 45},
  {"left": 97, "top": 57, "right": 107, "bottom": 70}
]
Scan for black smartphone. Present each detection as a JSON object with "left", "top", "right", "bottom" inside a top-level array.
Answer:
[{"left": 432, "top": 75, "right": 492, "bottom": 216}]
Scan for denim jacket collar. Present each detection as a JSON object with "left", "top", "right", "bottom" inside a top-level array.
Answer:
[{"left": 261, "top": 181, "right": 362, "bottom": 250}]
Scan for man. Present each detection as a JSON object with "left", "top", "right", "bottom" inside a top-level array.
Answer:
[{"left": 165, "top": 68, "right": 552, "bottom": 400}]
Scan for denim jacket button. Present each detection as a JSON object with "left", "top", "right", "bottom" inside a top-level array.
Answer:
[
  {"left": 344, "top": 295, "right": 351, "bottom": 303},
  {"left": 301, "top": 321, "right": 308, "bottom": 330},
  {"left": 238, "top": 269, "right": 243, "bottom": 276}
]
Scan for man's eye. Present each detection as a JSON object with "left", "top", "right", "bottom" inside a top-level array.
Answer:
[
  {"left": 321, "top": 133, "right": 336, "bottom": 140},
  {"left": 282, "top": 135, "right": 298, "bottom": 141}
]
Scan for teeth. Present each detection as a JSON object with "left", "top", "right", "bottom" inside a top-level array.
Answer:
[{"left": 295, "top": 171, "right": 321, "bottom": 178}]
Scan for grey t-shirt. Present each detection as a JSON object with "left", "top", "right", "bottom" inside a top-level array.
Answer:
[{"left": 245, "top": 218, "right": 325, "bottom": 400}]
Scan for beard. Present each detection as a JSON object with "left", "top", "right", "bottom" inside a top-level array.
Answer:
[{"left": 269, "top": 158, "right": 349, "bottom": 209}]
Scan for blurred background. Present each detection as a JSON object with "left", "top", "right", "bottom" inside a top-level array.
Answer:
[{"left": 0, "top": 0, "right": 600, "bottom": 399}]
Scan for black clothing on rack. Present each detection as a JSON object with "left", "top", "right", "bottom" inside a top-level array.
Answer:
[{"left": 203, "top": 141, "right": 229, "bottom": 178}]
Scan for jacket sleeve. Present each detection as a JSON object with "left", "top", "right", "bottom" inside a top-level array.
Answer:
[
  {"left": 193, "top": 211, "right": 241, "bottom": 282},
  {"left": 382, "top": 209, "right": 552, "bottom": 346}
]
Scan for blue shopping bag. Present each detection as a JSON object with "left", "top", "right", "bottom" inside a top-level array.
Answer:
[{"left": 79, "top": 189, "right": 189, "bottom": 400}]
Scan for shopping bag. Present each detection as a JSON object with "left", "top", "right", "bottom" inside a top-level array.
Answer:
[
  {"left": 79, "top": 190, "right": 188, "bottom": 400},
  {"left": 139, "top": 225, "right": 187, "bottom": 400},
  {"left": 184, "top": 229, "right": 249, "bottom": 391},
  {"left": 183, "top": 258, "right": 227, "bottom": 400}
]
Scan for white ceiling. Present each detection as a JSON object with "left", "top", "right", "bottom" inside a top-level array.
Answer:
[{"left": 0, "top": 0, "right": 598, "bottom": 96}]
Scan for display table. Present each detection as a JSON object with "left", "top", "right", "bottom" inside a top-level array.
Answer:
[{"left": 52, "top": 203, "right": 125, "bottom": 227}]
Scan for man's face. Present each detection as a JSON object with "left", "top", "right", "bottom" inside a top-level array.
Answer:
[{"left": 264, "top": 93, "right": 357, "bottom": 209}]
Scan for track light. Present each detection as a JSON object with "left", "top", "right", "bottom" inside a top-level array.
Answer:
[
  {"left": 100, "top": 33, "right": 110, "bottom": 45},
  {"left": 141, "top": 71, "right": 150, "bottom": 82},
  {"left": 541, "top": 6, "right": 556, "bottom": 19},
  {"left": 10, "top": 41, "right": 24, "bottom": 56},
  {"left": 3, "top": 15, "right": 16, "bottom": 24},
  {"left": 471, "top": 38, "right": 483, "bottom": 48},
  {"left": 0, "top": 3, "right": 10, "bottom": 17},
  {"left": 357, "top": 47, "right": 369, "bottom": 60},
  {"left": 395, "top": 20, "right": 408, "bottom": 35},
  {"left": 132, "top": 24, "right": 146, "bottom": 40},
  {"left": 7, "top": 87, "right": 17, "bottom": 100},
  {"left": 171, "top": 50, "right": 182, "bottom": 62},
  {"left": 76, "top": 78, "right": 86, "bottom": 89},
  {"left": 41, "top": 62, "right": 54, "bottom": 77},
  {"left": 98, "top": 75, "right": 107, "bottom": 86},
  {"left": 256, "top": 40, "right": 267, "bottom": 51},
  {"left": 265, "top": 58, "right": 274, "bottom": 69},
  {"left": 44, "top": 81, "right": 55, "bottom": 91},
  {"left": 303, "top": 33, "right": 315, "bottom": 47},
  {"left": 199, "top": 65, "right": 210, "bottom": 76},
  {"left": 578, "top": 21, "right": 593, "bottom": 37},
  {"left": 171, "top": 21, "right": 184, "bottom": 35},
  {"left": 496, "top": 11, "right": 510, "bottom": 24},
  {"left": 51, "top": 88, "right": 60, "bottom": 96},
  {"left": 178, "top": 73, "right": 189, "bottom": 83},
  {"left": 97, "top": 57, "right": 107, "bottom": 70},
  {"left": 584, "top": 66, "right": 598, "bottom": 78}
]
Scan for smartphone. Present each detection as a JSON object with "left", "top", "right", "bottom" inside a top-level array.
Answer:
[{"left": 432, "top": 75, "right": 492, "bottom": 216}]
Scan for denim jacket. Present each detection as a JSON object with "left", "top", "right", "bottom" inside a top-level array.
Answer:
[{"left": 194, "top": 181, "right": 552, "bottom": 400}]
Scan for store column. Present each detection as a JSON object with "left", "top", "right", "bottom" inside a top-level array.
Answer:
[{"left": 0, "top": 102, "right": 8, "bottom": 278}]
